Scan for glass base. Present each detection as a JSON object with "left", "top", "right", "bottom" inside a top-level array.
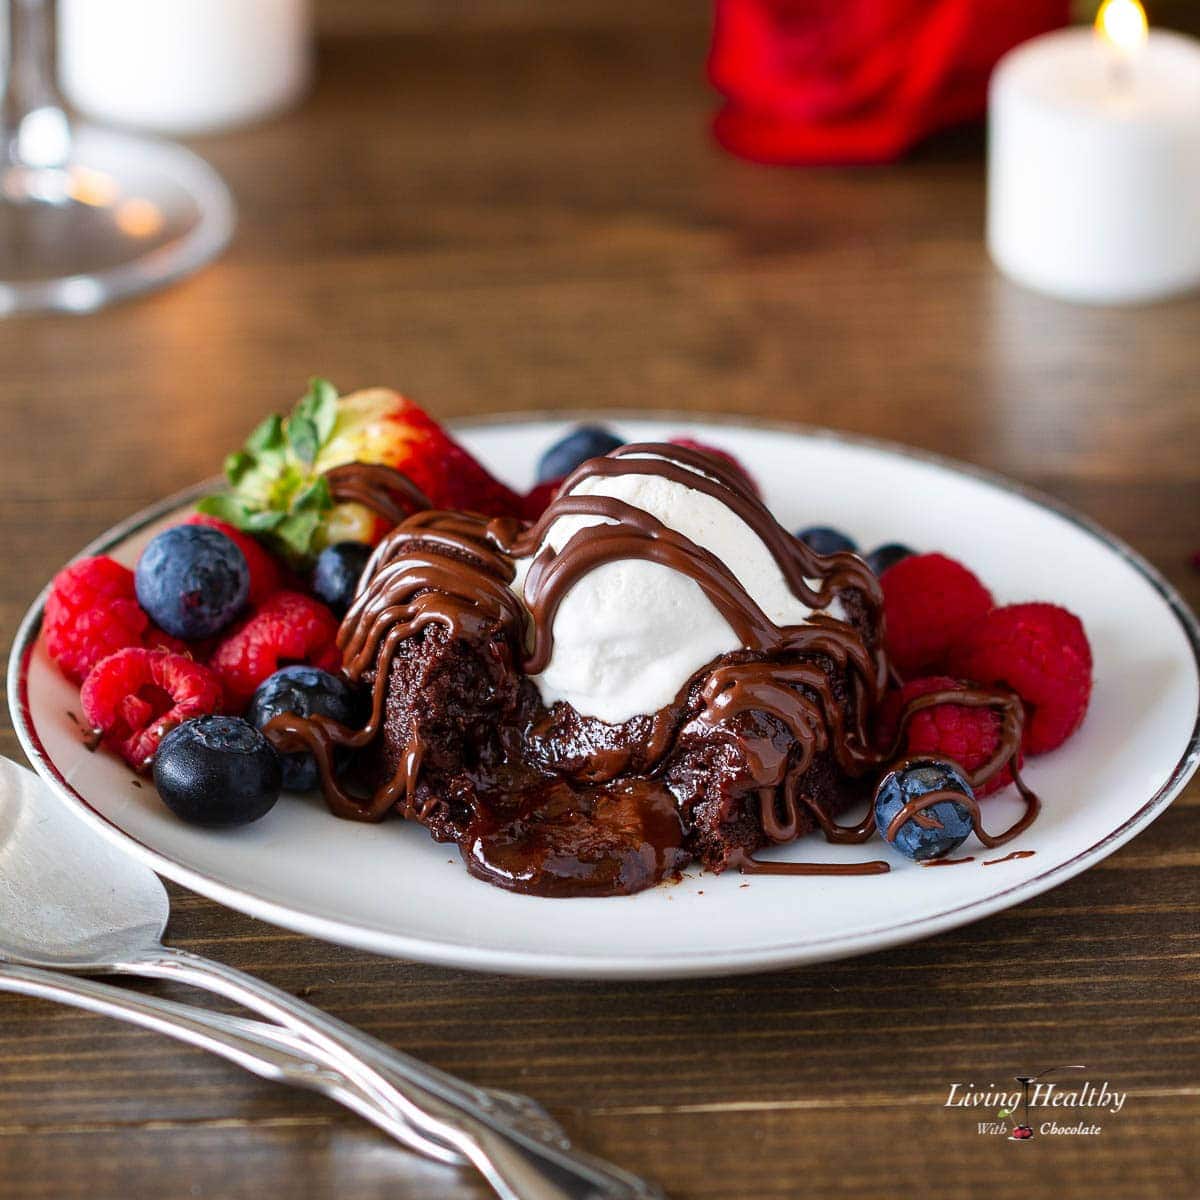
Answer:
[{"left": 0, "top": 124, "right": 234, "bottom": 314}]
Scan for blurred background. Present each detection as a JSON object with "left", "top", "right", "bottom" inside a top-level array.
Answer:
[{"left": 3, "top": 0, "right": 1197, "bottom": 618}]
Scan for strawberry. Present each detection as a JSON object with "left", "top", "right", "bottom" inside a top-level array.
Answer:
[
  {"left": 523, "top": 478, "right": 562, "bottom": 521},
  {"left": 315, "top": 388, "right": 522, "bottom": 517},
  {"left": 198, "top": 380, "right": 523, "bottom": 565}
]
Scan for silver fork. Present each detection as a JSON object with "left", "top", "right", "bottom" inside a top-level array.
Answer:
[{"left": 0, "top": 960, "right": 465, "bottom": 1166}]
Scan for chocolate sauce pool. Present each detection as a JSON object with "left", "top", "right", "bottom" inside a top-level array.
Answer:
[{"left": 265, "top": 448, "right": 1039, "bottom": 895}]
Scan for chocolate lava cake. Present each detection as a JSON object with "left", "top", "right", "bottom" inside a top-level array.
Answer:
[{"left": 269, "top": 443, "right": 897, "bottom": 896}]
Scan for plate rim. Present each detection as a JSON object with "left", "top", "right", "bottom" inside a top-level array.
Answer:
[{"left": 8, "top": 413, "right": 1200, "bottom": 979}]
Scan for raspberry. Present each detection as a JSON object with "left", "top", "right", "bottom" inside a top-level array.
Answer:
[
  {"left": 184, "top": 514, "right": 282, "bottom": 605},
  {"left": 948, "top": 603, "right": 1092, "bottom": 755},
  {"left": 668, "top": 438, "right": 761, "bottom": 496},
  {"left": 209, "top": 591, "right": 341, "bottom": 709},
  {"left": 876, "top": 676, "right": 1019, "bottom": 797},
  {"left": 81, "top": 648, "right": 225, "bottom": 772},
  {"left": 144, "top": 627, "right": 191, "bottom": 656},
  {"left": 881, "top": 553, "right": 993, "bottom": 677},
  {"left": 44, "top": 557, "right": 152, "bottom": 683}
]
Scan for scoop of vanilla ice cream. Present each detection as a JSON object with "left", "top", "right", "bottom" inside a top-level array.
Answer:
[{"left": 514, "top": 454, "right": 844, "bottom": 724}]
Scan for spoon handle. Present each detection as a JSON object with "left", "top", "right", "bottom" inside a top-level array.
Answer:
[
  {"left": 0, "top": 962, "right": 462, "bottom": 1166},
  {"left": 123, "top": 947, "right": 664, "bottom": 1200}
]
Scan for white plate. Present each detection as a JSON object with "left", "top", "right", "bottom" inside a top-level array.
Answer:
[{"left": 9, "top": 417, "right": 1200, "bottom": 979}]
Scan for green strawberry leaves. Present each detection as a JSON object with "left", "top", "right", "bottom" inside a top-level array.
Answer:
[
  {"left": 198, "top": 378, "right": 342, "bottom": 565},
  {"left": 195, "top": 493, "right": 287, "bottom": 533},
  {"left": 287, "top": 415, "right": 320, "bottom": 467},
  {"left": 223, "top": 450, "right": 255, "bottom": 487},
  {"left": 273, "top": 477, "right": 333, "bottom": 559},
  {"left": 287, "top": 378, "right": 339, "bottom": 465},
  {"left": 246, "top": 413, "right": 287, "bottom": 461},
  {"left": 297, "top": 378, "right": 338, "bottom": 442}
]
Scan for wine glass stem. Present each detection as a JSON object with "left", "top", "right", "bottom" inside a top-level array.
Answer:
[{"left": 1, "top": 0, "right": 69, "bottom": 168}]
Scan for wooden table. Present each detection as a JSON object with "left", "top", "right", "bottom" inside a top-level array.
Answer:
[{"left": 1, "top": 12, "right": 1198, "bottom": 1200}]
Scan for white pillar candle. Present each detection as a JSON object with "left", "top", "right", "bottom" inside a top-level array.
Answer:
[
  {"left": 58, "top": 0, "right": 312, "bottom": 136},
  {"left": 987, "top": 12, "right": 1200, "bottom": 305}
]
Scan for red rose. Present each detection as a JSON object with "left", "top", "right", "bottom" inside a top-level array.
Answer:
[{"left": 709, "top": 0, "right": 1070, "bottom": 164}]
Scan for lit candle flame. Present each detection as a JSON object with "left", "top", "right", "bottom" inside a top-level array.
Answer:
[{"left": 1095, "top": 0, "right": 1148, "bottom": 54}]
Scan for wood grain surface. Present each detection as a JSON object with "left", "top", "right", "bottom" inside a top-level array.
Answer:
[{"left": 1, "top": 11, "right": 1198, "bottom": 1200}]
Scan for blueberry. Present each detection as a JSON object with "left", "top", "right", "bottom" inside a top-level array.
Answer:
[
  {"left": 874, "top": 758, "right": 975, "bottom": 861},
  {"left": 153, "top": 716, "right": 281, "bottom": 826},
  {"left": 246, "top": 665, "right": 358, "bottom": 791},
  {"left": 312, "top": 541, "right": 373, "bottom": 617},
  {"left": 536, "top": 425, "right": 624, "bottom": 483},
  {"left": 797, "top": 526, "right": 858, "bottom": 556},
  {"left": 136, "top": 525, "right": 249, "bottom": 639},
  {"left": 865, "top": 542, "right": 916, "bottom": 576}
]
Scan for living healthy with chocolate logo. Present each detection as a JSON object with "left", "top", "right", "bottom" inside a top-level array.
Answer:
[{"left": 945, "top": 1065, "right": 1128, "bottom": 1140}]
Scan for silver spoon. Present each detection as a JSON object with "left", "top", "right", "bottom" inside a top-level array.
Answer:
[{"left": 0, "top": 757, "right": 663, "bottom": 1200}]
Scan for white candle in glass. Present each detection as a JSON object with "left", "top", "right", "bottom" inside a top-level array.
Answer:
[
  {"left": 58, "top": 0, "right": 312, "bottom": 135},
  {"left": 987, "top": 0, "right": 1200, "bottom": 305}
]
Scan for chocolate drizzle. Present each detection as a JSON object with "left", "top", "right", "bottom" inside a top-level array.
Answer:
[
  {"left": 265, "top": 444, "right": 1041, "bottom": 895},
  {"left": 982, "top": 849, "right": 1037, "bottom": 866},
  {"left": 506, "top": 443, "right": 886, "bottom": 682},
  {"left": 733, "top": 693, "right": 1039, "bottom": 876},
  {"left": 728, "top": 848, "right": 890, "bottom": 877},
  {"left": 266, "top": 508, "right": 525, "bottom": 822},
  {"left": 324, "top": 462, "right": 432, "bottom": 527}
]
